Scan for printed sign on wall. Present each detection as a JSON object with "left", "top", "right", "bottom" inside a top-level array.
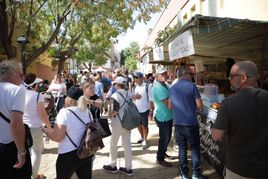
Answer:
[
  {"left": 169, "top": 30, "right": 195, "bottom": 61},
  {"left": 153, "top": 46, "right": 165, "bottom": 61}
]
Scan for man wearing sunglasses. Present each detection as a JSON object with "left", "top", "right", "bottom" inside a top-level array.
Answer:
[{"left": 212, "top": 61, "right": 268, "bottom": 179}]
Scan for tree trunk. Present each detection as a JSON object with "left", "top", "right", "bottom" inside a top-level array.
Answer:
[
  {"left": 0, "top": 0, "right": 16, "bottom": 59},
  {"left": 57, "top": 57, "right": 66, "bottom": 74},
  {"left": 24, "top": 3, "right": 73, "bottom": 68}
]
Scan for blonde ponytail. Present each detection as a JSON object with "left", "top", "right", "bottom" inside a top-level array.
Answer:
[{"left": 77, "top": 95, "right": 88, "bottom": 111}]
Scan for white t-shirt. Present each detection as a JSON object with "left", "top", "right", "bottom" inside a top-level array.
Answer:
[
  {"left": 0, "top": 82, "right": 26, "bottom": 144},
  {"left": 110, "top": 89, "right": 128, "bottom": 125},
  {"left": 23, "top": 90, "right": 45, "bottom": 128},
  {"left": 134, "top": 82, "right": 151, "bottom": 113},
  {"left": 48, "top": 82, "right": 66, "bottom": 96},
  {"left": 55, "top": 107, "right": 93, "bottom": 154}
]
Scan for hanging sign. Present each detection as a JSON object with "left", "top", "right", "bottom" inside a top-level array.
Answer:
[
  {"left": 153, "top": 46, "right": 165, "bottom": 61},
  {"left": 169, "top": 30, "right": 195, "bottom": 61}
]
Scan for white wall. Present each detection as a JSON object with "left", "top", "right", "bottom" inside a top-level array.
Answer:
[
  {"left": 178, "top": 0, "right": 268, "bottom": 26},
  {"left": 218, "top": 0, "right": 268, "bottom": 21}
]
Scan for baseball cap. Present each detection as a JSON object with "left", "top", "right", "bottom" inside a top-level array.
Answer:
[
  {"left": 113, "top": 76, "right": 127, "bottom": 84},
  {"left": 67, "top": 86, "right": 83, "bottom": 100},
  {"left": 133, "top": 72, "right": 143, "bottom": 78},
  {"left": 156, "top": 67, "right": 167, "bottom": 74}
]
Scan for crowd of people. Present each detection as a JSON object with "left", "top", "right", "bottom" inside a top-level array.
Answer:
[{"left": 0, "top": 59, "right": 267, "bottom": 179}]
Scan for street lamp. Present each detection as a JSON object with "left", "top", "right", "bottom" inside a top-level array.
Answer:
[{"left": 17, "top": 35, "right": 29, "bottom": 74}]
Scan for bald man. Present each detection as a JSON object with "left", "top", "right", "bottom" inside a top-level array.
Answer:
[{"left": 211, "top": 61, "right": 268, "bottom": 179}]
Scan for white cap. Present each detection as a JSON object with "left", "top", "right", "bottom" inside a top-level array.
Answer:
[
  {"left": 113, "top": 76, "right": 127, "bottom": 84},
  {"left": 156, "top": 67, "right": 167, "bottom": 74},
  {"left": 83, "top": 69, "right": 89, "bottom": 73},
  {"left": 24, "top": 77, "right": 43, "bottom": 88}
]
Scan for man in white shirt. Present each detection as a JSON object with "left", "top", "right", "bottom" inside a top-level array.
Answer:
[
  {"left": 0, "top": 60, "right": 32, "bottom": 179},
  {"left": 132, "top": 72, "right": 152, "bottom": 149}
]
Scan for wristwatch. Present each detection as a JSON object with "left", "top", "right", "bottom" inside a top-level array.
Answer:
[{"left": 18, "top": 150, "right": 26, "bottom": 156}]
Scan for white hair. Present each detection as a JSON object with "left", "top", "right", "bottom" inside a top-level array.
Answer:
[{"left": 0, "top": 60, "right": 22, "bottom": 76}]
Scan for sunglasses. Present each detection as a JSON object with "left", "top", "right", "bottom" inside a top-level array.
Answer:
[{"left": 228, "top": 73, "right": 249, "bottom": 80}]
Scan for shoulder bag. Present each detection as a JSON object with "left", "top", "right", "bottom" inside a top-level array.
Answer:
[{"left": 0, "top": 111, "right": 33, "bottom": 149}]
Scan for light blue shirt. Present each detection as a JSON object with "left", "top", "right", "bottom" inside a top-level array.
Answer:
[{"left": 94, "top": 81, "right": 103, "bottom": 98}]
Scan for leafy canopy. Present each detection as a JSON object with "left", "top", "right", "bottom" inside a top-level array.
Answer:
[
  {"left": 1, "top": 0, "right": 166, "bottom": 72},
  {"left": 121, "top": 41, "right": 140, "bottom": 71}
]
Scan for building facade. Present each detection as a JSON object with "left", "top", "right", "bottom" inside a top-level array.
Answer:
[{"left": 139, "top": 0, "right": 268, "bottom": 73}]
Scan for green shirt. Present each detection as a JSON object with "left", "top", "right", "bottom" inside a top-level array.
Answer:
[{"left": 151, "top": 81, "right": 172, "bottom": 122}]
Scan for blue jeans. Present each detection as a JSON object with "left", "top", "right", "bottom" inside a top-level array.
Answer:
[
  {"left": 155, "top": 118, "right": 173, "bottom": 161},
  {"left": 175, "top": 125, "right": 201, "bottom": 177}
]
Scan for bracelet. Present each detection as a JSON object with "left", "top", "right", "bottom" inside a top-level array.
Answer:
[{"left": 18, "top": 150, "right": 26, "bottom": 156}]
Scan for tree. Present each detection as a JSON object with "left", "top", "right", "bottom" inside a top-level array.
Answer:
[
  {"left": 155, "top": 24, "right": 178, "bottom": 46},
  {"left": 121, "top": 41, "right": 140, "bottom": 71},
  {"left": 0, "top": 0, "right": 167, "bottom": 73}
]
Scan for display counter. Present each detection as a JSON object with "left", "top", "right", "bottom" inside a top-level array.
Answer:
[{"left": 198, "top": 106, "right": 225, "bottom": 178}]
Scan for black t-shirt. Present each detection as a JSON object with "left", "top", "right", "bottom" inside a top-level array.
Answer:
[
  {"left": 213, "top": 88, "right": 268, "bottom": 178},
  {"left": 88, "top": 94, "right": 101, "bottom": 119},
  {"left": 65, "top": 78, "right": 73, "bottom": 90}
]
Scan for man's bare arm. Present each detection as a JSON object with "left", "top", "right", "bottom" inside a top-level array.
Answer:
[
  {"left": 10, "top": 111, "right": 26, "bottom": 168},
  {"left": 211, "top": 128, "right": 224, "bottom": 141}
]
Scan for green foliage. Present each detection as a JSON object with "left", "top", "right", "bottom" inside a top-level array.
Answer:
[
  {"left": 125, "top": 56, "right": 137, "bottom": 71},
  {"left": 155, "top": 24, "right": 178, "bottom": 46},
  {"left": 120, "top": 41, "right": 140, "bottom": 71},
  {"left": 3, "top": 0, "right": 166, "bottom": 68}
]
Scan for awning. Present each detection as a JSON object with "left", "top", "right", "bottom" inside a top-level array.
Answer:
[{"left": 169, "top": 14, "right": 268, "bottom": 63}]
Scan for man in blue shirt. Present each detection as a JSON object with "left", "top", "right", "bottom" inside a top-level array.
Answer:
[
  {"left": 169, "top": 67, "right": 208, "bottom": 179},
  {"left": 151, "top": 67, "right": 173, "bottom": 167}
]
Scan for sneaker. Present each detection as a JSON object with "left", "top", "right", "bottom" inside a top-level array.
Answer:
[
  {"left": 137, "top": 138, "right": 143, "bottom": 144},
  {"left": 103, "top": 165, "right": 118, "bottom": 174},
  {"left": 180, "top": 175, "right": 188, "bottom": 179},
  {"left": 173, "top": 144, "right": 179, "bottom": 151},
  {"left": 164, "top": 153, "right": 176, "bottom": 160},
  {"left": 119, "top": 167, "right": 133, "bottom": 176},
  {"left": 156, "top": 160, "right": 172, "bottom": 167},
  {"left": 192, "top": 174, "right": 209, "bottom": 179},
  {"left": 142, "top": 140, "right": 148, "bottom": 149}
]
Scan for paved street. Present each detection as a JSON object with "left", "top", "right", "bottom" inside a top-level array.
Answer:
[{"left": 39, "top": 121, "right": 222, "bottom": 179}]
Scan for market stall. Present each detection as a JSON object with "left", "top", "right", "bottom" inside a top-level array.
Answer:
[{"left": 168, "top": 14, "right": 268, "bottom": 177}]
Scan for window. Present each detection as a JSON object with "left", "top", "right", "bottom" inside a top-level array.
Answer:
[
  {"left": 190, "top": 5, "right": 196, "bottom": 17},
  {"left": 183, "top": 13, "right": 188, "bottom": 24}
]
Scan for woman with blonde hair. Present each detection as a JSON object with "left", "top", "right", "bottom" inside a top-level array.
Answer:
[
  {"left": 42, "top": 78, "right": 105, "bottom": 179},
  {"left": 82, "top": 78, "right": 103, "bottom": 118}
]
